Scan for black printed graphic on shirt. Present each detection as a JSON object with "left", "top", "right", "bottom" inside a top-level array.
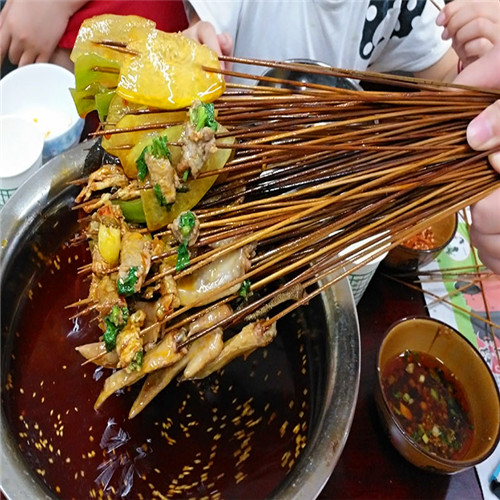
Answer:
[{"left": 359, "top": 0, "right": 427, "bottom": 61}]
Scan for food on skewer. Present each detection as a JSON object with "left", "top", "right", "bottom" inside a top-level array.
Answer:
[
  {"left": 69, "top": 16, "right": 277, "bottom": 417},
  {"left": 68, "top": 14, "right": 500, "bottom": 419}
]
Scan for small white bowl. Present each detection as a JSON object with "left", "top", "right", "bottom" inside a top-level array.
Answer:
[
  {"left": 0, "top": 63, "right": 84, "bottom": 161},
  {"left": 0, "top": 115, "right": 44, "bottom": 208}
]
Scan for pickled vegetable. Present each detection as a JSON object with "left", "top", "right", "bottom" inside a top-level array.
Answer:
[
  {"left": 70, "top": 14, "right": 155, "bottom": 64},
  {"left": 118, "top": 29, "right": 225, "bottom": 109},
  {"left": 97, "top": 224, "right": 121, "bottom": 265}
]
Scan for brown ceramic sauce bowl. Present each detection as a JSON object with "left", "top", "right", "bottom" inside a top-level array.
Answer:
[
  {"left": 375, "top": 316, "right": 500, "bottom": 474},
  {"left": 381, "top": 213, "right": 458, "bottom": 273}
]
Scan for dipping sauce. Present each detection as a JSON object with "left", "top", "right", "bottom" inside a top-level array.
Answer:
[
  {"left": 401, "top": 228, "right": 436, "bottom": 250},
  {"left": 381, "top": 350, "right": 473, "bottom": 460}
]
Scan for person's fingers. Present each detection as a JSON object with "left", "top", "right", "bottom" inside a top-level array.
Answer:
[
  {"left": 454, "top": 44, "right": 500, "bottom": 88},
  {"left": 0, "top": 3, "right": 11, "bottom": 64},
  {"left": 17, "top": 49, "right": 38, "bottom": 66},
  {"left": 0, "top": 29, "right": 11, "bottom": 65},
  {"left": 459, "top": 37, "right": 494, "bottom": 65},
  {"left": 469, "top": 228, "right": 500, "bottom": 273},
  {"left": 34, "top": 52, "right": 52, "bottom": 64},
  {"left": 438, "top": 0, "right": 500, "bottom": 33},
  {"left": 471, "top": 190, "right": 500, "bottom": 234},
  {"left": 452, "top": 19, "right": 500, "bottom": 48},
  {"left": 470, "top": 190, "right": 500, "bottom": 273},
  {"left": 467, "top": 100, "right": 500, "bottom": 156},
  {"left": 217, "top": 32, "right": 233, "bottom": 72},
  {"left": 217, "top": 32, "right": 233, "bottom": 58},
  {"left": 195, "top": 21, "right": 223, "bottom": 56}
]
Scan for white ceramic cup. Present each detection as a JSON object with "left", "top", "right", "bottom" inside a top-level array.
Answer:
[{"left": 0, "top": 115, "right": 44, "bottom": 208}]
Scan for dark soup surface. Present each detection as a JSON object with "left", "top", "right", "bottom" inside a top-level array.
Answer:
[
  {"left": 381, "top": 350, "right": 473, "bottom": 460},
  {"left": 2, "top": 239, "right": 326, "bottom": 499}
]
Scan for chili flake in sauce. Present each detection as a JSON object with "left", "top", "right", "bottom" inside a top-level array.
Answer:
[{"left": 381, "top": 350, "right": 474, "bottom": 460}]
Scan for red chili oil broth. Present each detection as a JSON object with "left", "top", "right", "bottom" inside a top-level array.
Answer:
[
  {"left": 381, "top": 350, "right": 474, "bottom": 461},
  {"left": 2, "top": 240, "right": 327, "bottom": 499}
]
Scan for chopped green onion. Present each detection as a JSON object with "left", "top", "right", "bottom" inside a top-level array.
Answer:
[
  {"left": 150, "top": 135, "right": 171, "bottom": 159},
  {"left": 103, "top": 318, "right": 118, "bottom": 352},
  {"left": 176, "top": 242, "right": 190, "bottom": 271},
  {"left": 238, "top": 279, "right": 252, "bottom": 299},
  {"left": 154, "top": 183, "right": 167, "bottom": 206},
  {"left": 117, "top": 266, "right": 138, "bottom": 296},
  {"left": 189, "top": 102, "right": 218, "bottom": 131},
  {"left": 179, "top": 211, "right": 196, "bottom": 240},
  {"left": 136, "top": 148, "right": 148, "bottom": 181},
  {"left": 103, "top": 305, "right": 129, "bottom": 352},
  {"left": 136, "top": 135, "right": 172, "bottom": 181}
]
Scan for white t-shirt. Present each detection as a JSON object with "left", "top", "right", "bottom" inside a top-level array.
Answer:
[{"left": 187, "top": 0, "right": 451, "bottom": 85}]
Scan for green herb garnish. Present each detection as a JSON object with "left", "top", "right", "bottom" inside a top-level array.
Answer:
[
  {"left": 103, "top": 317, "right": 118, "bottom": 352},
  {"left": 179, "top": 211, "right": 196, "bottom": 240},
  {"left": 150, "top": 135, "right": 171, "bottom": 159},
  {"left": 117, "top": 266, "right": 138, "bottom": 296},
  {"left": 175, "top": 242, "right": 190, "bottom": 271},
  {"left": 136, "top": 148, "right": 148, "bottom": 181},
  {"left": 103, "top": 305, "right": 129, "bottom": 351},
  {"left": 238, "top": 279, "right": 252, "bottom": 299},
  {"left": 136, "top": 135, "right": 172, "bottom": 181},
  {"left": 182, "top": 169, "right": 190, "bottom": 183},
  {"left": 189, "top": 102, "right": 218, "bottom": 131},
  {"left": 154, "top": 183, "right": 167, "bottom": 206}
]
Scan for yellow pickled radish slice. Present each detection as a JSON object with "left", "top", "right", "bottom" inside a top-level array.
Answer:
[
  {"left": 70, "top": 14, "right": 155, "bottom": 64},
  {"left": 97, "top": 224, "right": 121, "bottom": 265},
  {"left": 117, "top": 30, "right": 225, "bottom": 109}
]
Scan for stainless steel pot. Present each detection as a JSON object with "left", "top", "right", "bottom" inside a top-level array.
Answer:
[{"left": 0, "top": 139, "right": 360, "bottom": 499}]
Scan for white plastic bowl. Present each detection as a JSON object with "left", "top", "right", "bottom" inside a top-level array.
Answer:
[
  {"left": 0, "top": 115, "right": 43, "bottom": 208},
  {"left": 0, "top": 63, "right": 84, "bottom": 161}
]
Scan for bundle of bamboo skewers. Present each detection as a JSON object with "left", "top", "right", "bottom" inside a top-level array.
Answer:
[{"left": 69, "top": 44, "right": 500, "bottom": 416}]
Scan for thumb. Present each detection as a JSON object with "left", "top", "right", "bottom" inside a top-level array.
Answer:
[{"left": 467, "top": 100, "right": 500, "bottom": 160}]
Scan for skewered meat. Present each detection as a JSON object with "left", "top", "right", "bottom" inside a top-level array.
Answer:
[
  {"left": 75, "top": 342, "right": 119, "bottom": 368},
  {"left": 171, "top": 211, "right": 200, "bottom": 247},
  {"left": 94, "top": 330, "right": 187, "bottom": 409},
  {"left": 118, "top": 232, "right": 152, "bottom": 294},
  {"left": 128, "top": 328, "right": 224, "bottom": 419},
  {"left": 177, "top": 247, "right": 251, "bottom": 307},
  {"left": 187, "top": 304, "right": 233, "bottom": 337},
  {"left": 177, "top": 122, "right": 217, "bottom": 178},
  {"left": 146, "top": 153, "right": 180, "bottom": 204},
  {"left": 187, "top": 321, "right": 277, "bottom": 380},
  {"left": 88, "top": 273, "right": 126, "bottom": 317},
  {"left": 116, "top": 310, "right": 146, "bottom": 368},
  {"left": 76, "top": 164, "right": 129, "bottom": 203}
]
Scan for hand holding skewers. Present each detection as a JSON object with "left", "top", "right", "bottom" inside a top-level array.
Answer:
[{"left": 454, "top": 43, "right": 500, "bottom": 274}]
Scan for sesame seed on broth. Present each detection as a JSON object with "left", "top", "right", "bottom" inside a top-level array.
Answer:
[{"left": 2, "top": 239, "right": 325, "bottom": 499}]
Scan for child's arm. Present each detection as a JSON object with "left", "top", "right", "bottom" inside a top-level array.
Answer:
[
  {"left": 437, "top": 0, "right": 500, "bottom": 69},
  {"left": 0, "top": 0, "right": 87, "bottom": 66}
]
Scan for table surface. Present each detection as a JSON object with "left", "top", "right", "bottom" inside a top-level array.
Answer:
[{"left": 319, "top": 268, "right": 482, "bottom": 499}]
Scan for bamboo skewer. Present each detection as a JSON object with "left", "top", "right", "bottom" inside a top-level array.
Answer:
[{"left": 68, "top": 54, "right": 500, "bottom": 405}]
